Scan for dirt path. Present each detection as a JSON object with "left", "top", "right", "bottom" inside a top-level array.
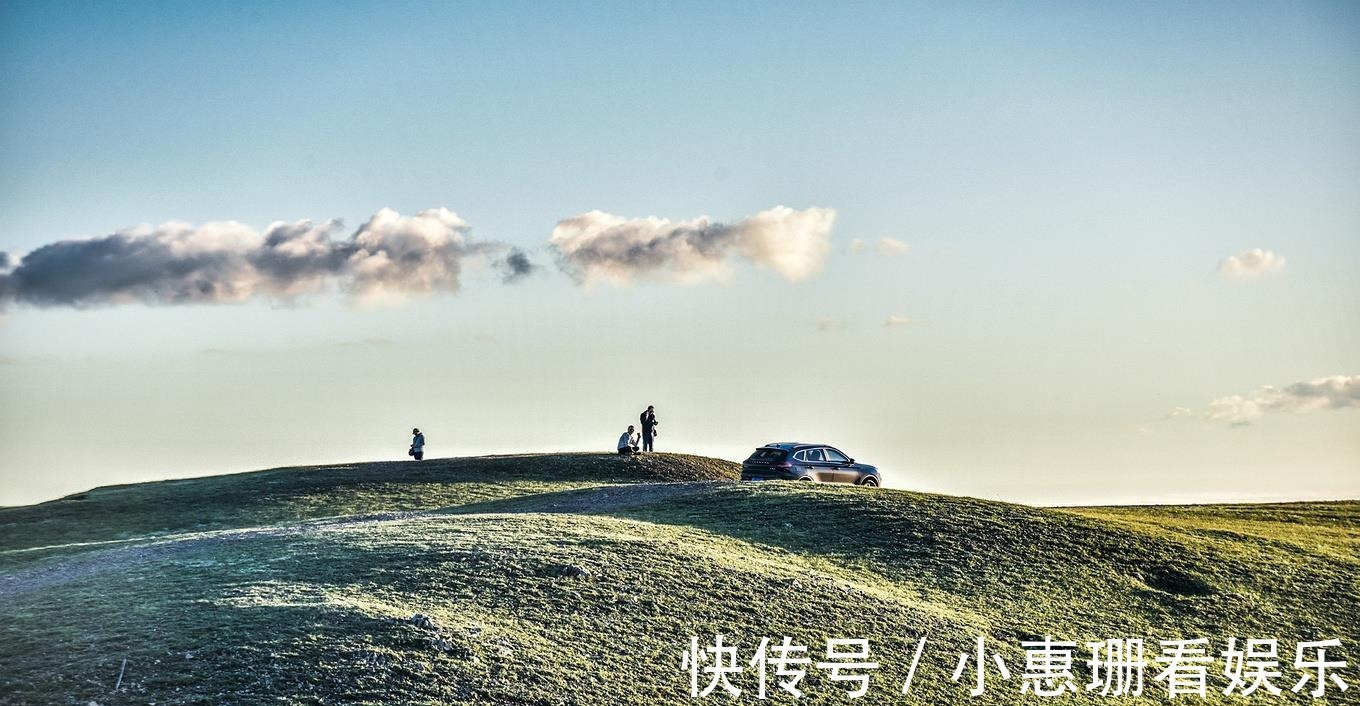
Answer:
[
  {"left": 481, "top": 481, "right": 726, "bottom": 514},
  {"left": 0, "top": 510, "right": 424, "bottom": 600}
]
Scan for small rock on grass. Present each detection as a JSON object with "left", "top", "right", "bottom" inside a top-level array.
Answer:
[
  {"left": 558, "top": 565, "right": 590, "bottom": 578},
  {"left": 408, "top": 613, "right": 439, "bottom": 631}
]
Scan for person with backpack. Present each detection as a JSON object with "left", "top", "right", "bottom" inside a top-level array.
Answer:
[
  {"left": 409, "top": 428, "right": 425, "bottom": 461},
  {"left": 639, "top": 405, "right": 658, "bottom": 452}
]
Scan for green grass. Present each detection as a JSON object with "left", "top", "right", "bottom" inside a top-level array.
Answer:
[
  {"left": 0, "top": 452, "right": 736, "bottom": 556},
  {"left": 1, "top": 454, "right": 1356, "bottom": 705}
]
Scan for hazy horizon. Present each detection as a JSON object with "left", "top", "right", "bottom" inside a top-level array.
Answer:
[
  {"left": 2, "top": 1, "right": 1357, "bottom": 507},
  {"left": 5, "top": 446, "right": 1357, "bottom": 510}
]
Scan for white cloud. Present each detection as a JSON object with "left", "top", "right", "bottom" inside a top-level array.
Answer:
[
  {"left": 885, "top": 315, "right": 915, "bottom": 327},
  {"left": 1166, "top": 406, "right": 1193, "bottom": 418},
  {"left": 1217, "top": 248, "right": 1286, "bottom": 278},
  {"left": 876, "top": 237, "right": 911, "bottom": 256},
  {"left": 815, "top": 318, "right": 847, "bottom": 332},
  {"left": 0, "top": 208, "right": 532, "bottom": 309},
  {"left": 1205, "top": 374, "right": 1360, "bottom": 425},
  {"left": 849, "top": 238, "right": 866, "bottom": 254},
  {"left": 548, "top": 205, "right": 835, "bottom": 286}
]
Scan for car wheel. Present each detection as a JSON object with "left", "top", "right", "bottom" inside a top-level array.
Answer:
[
  {"left": 799, "top": 476, "right": 815, "bottom": 482},
  {"left": 859, "top": 476, "right": 879, "bottom": 487}
]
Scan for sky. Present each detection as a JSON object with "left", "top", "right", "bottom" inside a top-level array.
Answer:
[{"left": 1, "top": 1, "right": 1357, "bottom": 507}]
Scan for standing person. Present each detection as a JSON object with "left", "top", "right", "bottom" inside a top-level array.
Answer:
[
  {"left": 617, "top": 425, "right": 639, "bottom": 455},
  {"left": 409, "top": 428, "right": 425, "bottom": 461},
  {"left": 639, "top": 405, "right": 658, "bottom": 452}
]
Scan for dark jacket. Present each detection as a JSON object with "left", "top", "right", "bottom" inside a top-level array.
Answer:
[{"left": 640, "top": 410, "right": 657, "bottom": 430}]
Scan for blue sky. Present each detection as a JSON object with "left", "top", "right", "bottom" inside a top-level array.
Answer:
[{"left": 1, "top": 1, "right": 1357, "bottom": 505}]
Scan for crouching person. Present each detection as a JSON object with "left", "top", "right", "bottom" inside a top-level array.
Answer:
[{"left": 617, "top": 425, "right": 639, "bottom": 455}]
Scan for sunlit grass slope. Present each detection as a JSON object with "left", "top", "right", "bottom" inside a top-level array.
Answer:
[
  {"left": 0, "top": 452, "right": 736, "bottom": 554},
  {"left": 0, "top": 454, "right": 1355, "bottom": 705}
]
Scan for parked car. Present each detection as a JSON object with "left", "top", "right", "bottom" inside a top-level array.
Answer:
[{"left": 741, "top": 442, "right": 881, "bottom": 486}]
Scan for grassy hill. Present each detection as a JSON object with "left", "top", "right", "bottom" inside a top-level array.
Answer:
[{"left": 1, "top": 453, "right": 1356, "bottom": 705}]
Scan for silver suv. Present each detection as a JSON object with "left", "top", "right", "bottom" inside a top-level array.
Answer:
[{"left": 741, "top": 443, "right": 881, "bottom": 486}]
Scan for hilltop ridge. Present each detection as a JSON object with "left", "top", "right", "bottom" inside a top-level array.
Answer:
[
  {"left": 0, "top": 452, "right": 738, "bottom": 553},
  {"left": 0, "top": 453, "right": 1356, "bottom": 705}
]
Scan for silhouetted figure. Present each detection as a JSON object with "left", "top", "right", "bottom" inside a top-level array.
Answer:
[
  {"left": 409, "top": 428, "right": 425, "bottom": 461},
  {"left": 617, "top": 425, "right": 640, "bottom": 455},
  {"left": 639, "top": 405, "right": 658, "bottom": 452}
]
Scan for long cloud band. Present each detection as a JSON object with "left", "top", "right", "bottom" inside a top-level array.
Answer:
[{"left": 0, "top": 208, "right": 535, "bottom": 308}]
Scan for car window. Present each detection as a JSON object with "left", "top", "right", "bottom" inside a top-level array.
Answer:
[
  {"left": 802, "top": 448, "right": 824, "bottom": 463},
  {"left": 747, "top": 448, "right": 786, "bottom": 462},
  {"left": 823, "top": 448, "right": 848, "bottom": 464}
]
